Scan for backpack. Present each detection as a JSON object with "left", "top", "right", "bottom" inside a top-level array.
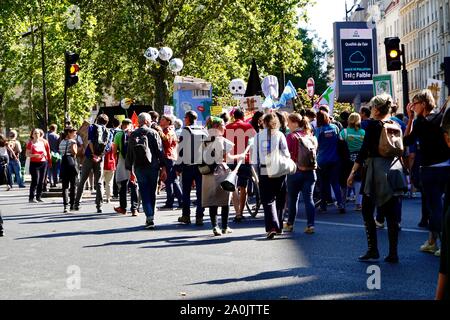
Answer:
[
  {"left": 378, "top": 120, "right": 404, "bottom": 158},
  {"left": 117, "top": 131, "right": 129, "bottom": 159},
  {"left": 92, "top": 124, "right": 111, "bottom": 156},
  {"left": 294, "top": 131, "right": 318, "bottom": 171},
  {"left": 130, "top": 130, "right": 152, "bottom": 167},
  {"left": 179, "top": 126, "right": 208, "bottom": 165}
]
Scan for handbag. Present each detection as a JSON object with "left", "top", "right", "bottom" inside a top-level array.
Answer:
[
  {"left": 61, "top": 141, "right": 77, "bottom": 173},
  {"left": 263, "top": 130, "right": 296, "bottom": 178}
]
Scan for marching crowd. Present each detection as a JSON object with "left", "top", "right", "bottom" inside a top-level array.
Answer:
[{"left": 1, "top": 89, "right": 450, "bottom": 298}]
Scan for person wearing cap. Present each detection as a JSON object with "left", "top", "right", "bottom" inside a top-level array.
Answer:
[
  {"left": 59, "top": 127, "right": 78, "bottom": 213},
  {"left": 159, "top": 114, "right": 183, "bottom": 210},
  {"left": 113, "top": 118, "right": 139, "bottom": 216},
  {"left": 7, "top": 130, "right": 25, "bottom": 189}
]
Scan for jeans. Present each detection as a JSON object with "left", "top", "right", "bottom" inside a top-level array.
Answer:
[
  {"left": 259, "top": 174, "right": 286, "bottom": 233},
  {"left": 29, "top": 161, "right": 47, "bottom": 200},
  {"left": 135, "top": 166, "right": 159, "bottom": 220},
  {"left": 48, "top": 159, "right": 60, "bottom": 186},
  {"left": 181, "top": 165, "right": 204, "bottom": 218},
  {"left": 421, "top": 166, "right": 450, "bottom": 233},
  {"left": 8, "top": 159, "right": 24, "bottom": 187},
  {"left": 165, "top": 159, "right": 183, "bottom": 207},
  {"left": 318, "top": 161, "right": 344, "bottom": 209},
  {"left": 118, "top": 179, "right": 138, "bottom": 211},
  {"left": 287, "top": 171, "right": 317, "bottom": 227},
  {"left": 75, "top": 157, "right": 104, "bottom": 209}
]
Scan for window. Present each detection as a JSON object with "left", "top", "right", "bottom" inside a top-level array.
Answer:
[{"left": 192, "top": 90, "right": 210, "bottom": 99}]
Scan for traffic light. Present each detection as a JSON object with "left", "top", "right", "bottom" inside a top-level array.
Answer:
[
  {"left": 384, "top": 37, "right": 402, "bottom": 71},
  {"left": 65, "top": 51, "right": 79, "bottom": 87}
]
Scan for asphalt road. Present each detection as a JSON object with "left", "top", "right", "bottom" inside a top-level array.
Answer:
[{"left": 0, "top": 185, "right": 440, "bottom": 300}]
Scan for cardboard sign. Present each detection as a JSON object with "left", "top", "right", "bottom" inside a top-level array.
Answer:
[
  {"left": 373, "top": 74, "right": 394, "bottom": 98},
  {"left": 427, "top": 79, "right": 444, "bottom": 108},
  {"left": 240, "top": 96, "right": 262, "bottom": 112},
  {"left": 164, "top": 105, "right": 174, "bottom": 116},
  {"left": 210, "top": 106, "right": 223, "bottom": 117}
]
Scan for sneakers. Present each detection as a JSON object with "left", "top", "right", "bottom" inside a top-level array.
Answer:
[
  {"left": 266, "top": 229, "right": 277, "bottom": 240},
  {"left": 213, "top": 227, "right": 222, "bottom": 236},
  {"left": 304, "top": 226, "right": 315, "bottom": 234},
  {"left": 178, "top": 215, "right": 191, "bottom": 224},
  {"left": 131, "top": 210, "right": 138, "bottom": 217},
  {"left": 222, "top": 227, "right": 233, "bottom": 234},
  {"left": 145, "top": 219, "right": 155, "bottom": 230},
  {"left": 73, "top": 205, "right": 80, "bottom": 211},
  {"left": 283, "top": 222, "right": 294, "bottom": 232},
  {"left": 97, "top": 208, "right": 103, "bottom": 214},
  {"left": 36, "top": 199, "right": 44, "bottom": 203},
  {"left": 29, "top": 199, "right": 38, "bottom": 203},
  {"left": 195, "top": 217, "right": 204, "bottom": 226},
  {"left": 114, "top": 207, "right": 127, "bottom": 215},
  {"left": 374, "top": 219, "right": 385, "bottom": 229},
  {"left": 420, "top": 240, "right": 438, "bottom": 254},
  {"left": 63, "top": 207, "right": 68, "bottom": 213},
  {"left": 435, "top": 249, "right": 441, "bottom": 257}
]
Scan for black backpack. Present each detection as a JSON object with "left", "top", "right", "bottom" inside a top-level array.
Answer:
[
  {"left": 92, "top": 124, "right": 111, "bottom": 156},
  {"left": 130, "top": 130, "right": 152, "bottom": 167}
]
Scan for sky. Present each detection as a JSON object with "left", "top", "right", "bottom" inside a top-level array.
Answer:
[{"left": 300, "top": 0, "right": 349, "bottom": 47}]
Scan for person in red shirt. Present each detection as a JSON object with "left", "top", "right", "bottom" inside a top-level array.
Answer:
[
  {"left": 159, "top": 115, "right": 183, "bottom": 209},
  {"left": 26, "top": 128, "right": 51, "bottom": 203},
  {"left": 103, "top": 142, "right": 116, "bottom": 203},
  {"left": 225, "top": 108, "right": 256, "bottom": 222}
]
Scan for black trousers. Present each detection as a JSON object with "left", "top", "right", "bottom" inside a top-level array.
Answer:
[
  {"left": 259, "top": 175, "right": 287, "bottom": 233},
  {"left": 29, "top": 161, "right": 47, "bottom": 201},
  {"left": 209, "top": 206, "right": 229, "bottom": 230},
  {"left": 62, "top": 170, "right": 77, "bottom": 207}
]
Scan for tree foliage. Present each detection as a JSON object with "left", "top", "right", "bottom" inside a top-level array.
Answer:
[{"left": 0, "top": 0, "right": 313, "bottom": 131}]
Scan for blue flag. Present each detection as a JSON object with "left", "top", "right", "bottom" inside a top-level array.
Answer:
[{"left": 277, "top": 81, "right": 297, "bottom": 107}]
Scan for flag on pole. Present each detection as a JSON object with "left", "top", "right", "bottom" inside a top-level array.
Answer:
[
  {"left": 314, "top": 82, "right": 336, "bottom": 114},
  {"left": 131, "top": 111, "right": 139, "bottom": 128},
  {"left": 277, "top": 80, "right": 297, "bottom": 107}
]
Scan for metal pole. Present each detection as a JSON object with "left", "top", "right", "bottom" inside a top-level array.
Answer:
[
  {"left": 345, "top": 1, "right": 348, "bottom": 21},
  {"left": 64, "top": 51, "right": 68, "bottom": 125},
  {"left": 39, "top": 0, "right": 48, "bottom": 132},
  {"left": 401, "top": 44, "right": 409, "bottom": 114}
]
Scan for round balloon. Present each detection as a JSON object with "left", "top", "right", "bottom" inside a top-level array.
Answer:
[
  {"left": 169, "top": 58, "right": 183, "bottom": 73},
  {"left": 121, "top": 98, "right": 134, "bottom": 110},
  {"left": 159, "top": 47, "right": 173, "bottom": 61},
  {"left": 144, "top": 47, "right": 159, "bottom": 61}
]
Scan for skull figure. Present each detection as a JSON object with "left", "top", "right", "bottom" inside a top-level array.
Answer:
[{"left": 229, "top": 79, "right": 247, "bottom": 99}]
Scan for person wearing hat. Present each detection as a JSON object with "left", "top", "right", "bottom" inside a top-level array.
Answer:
[
  {"left": 159, "top": 114, "right": 183, "bottom": 210},
  {"left": 113, "top": 118, "right": 139, "bottom": 216},
  {"left": 59, "top": 127, "right": 78, "bottom": 213}
]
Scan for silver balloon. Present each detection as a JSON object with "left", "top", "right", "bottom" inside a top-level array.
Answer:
[
  {"left": 168, "top": 58, "right": 183, "bottom": 73},
  {"left": 144, "top": 47, "right": 159, "bottom": 61},
  {"left": 158, "top": 47, "right": 173, "bottom": 61}
]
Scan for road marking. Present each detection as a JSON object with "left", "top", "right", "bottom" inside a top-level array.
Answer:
[{"left": 296, "top": 219, "right": 429, "bottom": 234}]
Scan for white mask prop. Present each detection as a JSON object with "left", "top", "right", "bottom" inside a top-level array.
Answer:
[
  {"left": 262, "top": 75, "right": 279, "bottom": 99},
  {"left": 229, "top": 79, "right": 247, "bottom": 99}
]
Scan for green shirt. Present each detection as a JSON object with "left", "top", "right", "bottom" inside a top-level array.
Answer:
[{"left": 339, "top": 128, "right": 365, "bottom": 153}]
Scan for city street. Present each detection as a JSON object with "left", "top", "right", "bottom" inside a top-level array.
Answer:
[{"left": 0, "top": 186, "right": 440, "bottom": 300}]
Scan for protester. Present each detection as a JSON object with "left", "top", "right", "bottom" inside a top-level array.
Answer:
[
  {"left": 0, "top": 134, "right": 11, "bottom": 190},
  {"left": 59, "top": 127, "right": 78, "bottom": 213},
  {"left": 174, "top": 118, "right": 183, "bottom": 138},
  {"left": 347, "top": 93, "right": 407, "bottom": 263},
  {"left": 176, "top": 110, "right": 206, "bottom": 226},
  {"left": 359, "top": 106, "right": 371, "bottom": 130},
  {"left": 7, "top": 130, "right": 25, "bottom": 189},
  {"left": 284, "top": 113, "right": 317, "bottom": 234},
  {"left": 339, "top": 113, "right": 365, "bottom": 211},
  {"left": 103, "top": 138, "right": 116, "bottom": 203},
  {"left": 436, "top": 106, "right": 450, "bottom": 300},
  {"left": 250, "top": 111, "right": 264, "bottom": 133},
  {"left": 225, "top": 108, "right": 256, "bottom": 222},
  {"left": 159, "top": 114, "right": 183, "bottom": 210},
  {"left": 202, "top": 116, "right": 237, "bottom": 236},
  {"left": 315, "top": 110, "right": 345, "bottom": 213},
  {"left": 252, "top": 112, "right": 290, "bottom": 239},
  {"left": 126, "top": 113, "right": 167, "bottom": 229},
  {"left": 26, "top": 129, "right": 51, "bottom": 203},
  {"left": 404, "top": 89, "right": 450, "bottom": 257},
  {"left": 74, "top": 114, "right": 112, "bottom": 213},
  {"left": 113, "top": 119, "right": 139, "bottom": 216},
  {"left": 46, "top": 124, "right": 60, "bottom": 187}
]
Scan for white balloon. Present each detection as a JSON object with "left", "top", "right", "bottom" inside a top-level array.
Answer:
[
  {"left": 169, "top": 58, "right": 183, "bottom": 73},
  {"left": 159, "top": 47, "right": 173, "bottom": 61},
  {"left": 121, "top": 98, "right": 134, "bottom": 110},
  {"left": 144, "top": 47, "right": 159, "bottom": 61}
]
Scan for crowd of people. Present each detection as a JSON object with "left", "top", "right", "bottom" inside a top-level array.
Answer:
[{"left": 1, "top": 89, "right": 450, "bottom": 299}]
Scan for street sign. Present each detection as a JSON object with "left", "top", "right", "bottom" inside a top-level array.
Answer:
[{"left": 307, "top": 78, "right": 315, "bottom": 97}]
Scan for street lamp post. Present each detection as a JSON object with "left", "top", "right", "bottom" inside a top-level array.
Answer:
[{"left": 345, "top": 1, "right": 365, "bottom": 21}]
